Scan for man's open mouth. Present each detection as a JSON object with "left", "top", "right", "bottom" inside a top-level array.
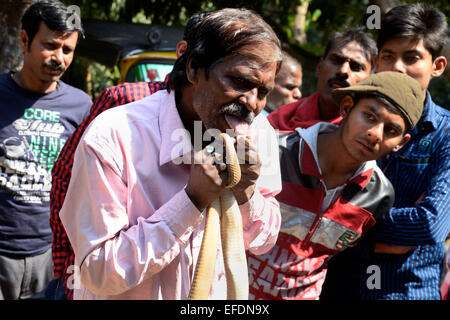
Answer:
[
  {"left": 328, "top": 79, "right": 349, "bottom": 89},
  {"left": 224, "top": 114, "right": 251, "bottom": 136}
]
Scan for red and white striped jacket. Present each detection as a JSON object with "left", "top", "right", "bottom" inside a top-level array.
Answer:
[{"left": 248, "top": 123, "right": 394, "bottom": 300}]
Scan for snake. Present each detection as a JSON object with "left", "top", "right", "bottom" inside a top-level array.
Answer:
[{"left": 188, "top": 133, "right": 249, "bottom": 300}]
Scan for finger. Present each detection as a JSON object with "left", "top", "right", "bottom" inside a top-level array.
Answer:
[{"left": 235, "top": 137, "right": 259, "bottom": 165}]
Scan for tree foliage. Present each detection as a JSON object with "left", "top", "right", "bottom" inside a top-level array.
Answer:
[{"left": 57, "top": 0, "right": 449, "bottom": 106}]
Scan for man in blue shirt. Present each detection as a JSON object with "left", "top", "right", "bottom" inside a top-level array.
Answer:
[
  {"left": 321, "top": 3, "right": 449, "bottom": 300},
  {"left": 0, "top": 1, "right": 91, "bottom": 299}
]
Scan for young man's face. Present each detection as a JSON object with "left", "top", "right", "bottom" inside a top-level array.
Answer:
[
  {"left": 21, "top": 22, "right": 78, "bottom": 86},
  {"left": 340, "top": 96, "right": 410, "bottom": 163},
  {"left": 265, "top": 63, "right": 302, "bottom": 113},
  {"left": 375, "top": 37, "right": 445, "bottom": 99},
  {"left": 316, "top": 41, "right": 372, "bottom": 107},
  {"left": 187, "top": 53, "right": 277, "bottom": 134}
]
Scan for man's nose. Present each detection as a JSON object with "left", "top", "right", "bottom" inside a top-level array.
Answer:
[
  {"left": 238, "top": 88, "right": 259, "bottom": 113},
  {"left": 367, "top": 123, "right": 383, "bottom": 144},
  {"left": 292, "top": 87, "right": 302, "bottom": 100},
  {"left": 52, "top": 48, "right": 64, "bottom": 64},
  {"left": 392, "top": 59, "right": 407, "bottom": 74},
  {"left": 337, "top": 61, "right": 351, "bottom": 77}
]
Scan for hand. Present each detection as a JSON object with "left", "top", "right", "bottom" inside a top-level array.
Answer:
[
  {"left": 231, "top": 136, "right": 261, "bottom": 205},
  {"left": 373, "top": 242, "right": 416, "bottom": 254},
  {"left": 185, "top": 145, "right": 228, "bottom": 212},
  {"left": 414, "top": 192, "right": 425, "bottom": 206}
]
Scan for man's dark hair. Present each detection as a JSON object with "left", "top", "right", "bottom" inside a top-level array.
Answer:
[
  {"left": 21, "top": 0, "right": 84, "bottom": 48},
  {"left": 168, "top": 8, "right": 282, "bottom": 93},
  {"left": 183, "top": 11, "right": 210, "bottom": 41},
  {"left": 378, "top": 3, "right": 448, "bottom": 60},
  {"left": 323, "top": 28, "right": 378, "bottom": 68}
]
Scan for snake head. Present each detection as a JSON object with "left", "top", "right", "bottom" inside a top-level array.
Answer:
[{"left": 219, "top": 133, "right": 241, "bottom": 188}]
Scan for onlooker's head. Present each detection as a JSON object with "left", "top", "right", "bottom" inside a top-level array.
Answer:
[
  {"left": 168, "top": 8, "right": 282, "bottom": 133},
  {"left": 332, "top": 71, "right": 424, "bottom": 162},
  {"left": 19, "top": 0, "right": 83, "bottom": 91},
  {"left": 265, "top": 51, "right": 303, "bottom": 113},
  {"left": 21, "top": 0, "right": 84, "bottom": 48},
  {"left": 169, "top": 8, "right": 282, "bottom": 93},
  {"left": 375, "top": 3, "right": 448, "bottom": 99},
  {"left": 316, "top": 28, "right": 377, "bottom": 119}
]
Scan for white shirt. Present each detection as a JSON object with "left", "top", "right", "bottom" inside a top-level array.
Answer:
[{"left": 60, "top": 89, "right": 282, "bottom": 299}]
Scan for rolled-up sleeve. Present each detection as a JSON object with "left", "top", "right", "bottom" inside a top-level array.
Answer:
[{"left": 240, "top": 118, "right": 282, "bottom": 255}]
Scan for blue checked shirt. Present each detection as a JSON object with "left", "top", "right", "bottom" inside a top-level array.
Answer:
[{"left": 321, "top": 93, "right": 450, "bottom": 300}]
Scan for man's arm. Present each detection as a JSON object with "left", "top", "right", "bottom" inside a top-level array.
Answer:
[
  {"left": 60, "top": 117, "right": 204, "bottom": 296},
  {"left": 372, "top": 137, "right": 450, "bottom": 250},
  {"left": 238, "top": 118, "right": 282, "bottom": 255}
]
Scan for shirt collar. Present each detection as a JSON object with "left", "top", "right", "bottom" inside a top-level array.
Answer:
[
  {"left": 158, "top": 90, "right": 193, "bottom": 166},
  {"left": 417, "top": 91, "right": 438, "bottom": 132}
]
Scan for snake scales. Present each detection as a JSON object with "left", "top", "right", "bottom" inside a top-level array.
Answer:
[{"left": 188, "top": 133, "right": 249, "bottom": 300}]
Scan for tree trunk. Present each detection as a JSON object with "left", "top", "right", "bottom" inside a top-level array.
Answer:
[
  {"left": 292, "top": 1, "right": 309, "bottom": 45},
  {"left": 0, "top": 0, "right": 33, "bottom": 74}
]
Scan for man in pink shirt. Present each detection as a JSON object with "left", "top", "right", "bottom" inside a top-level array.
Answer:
[{"left": 60, "top": 8, "right": 283, "bottom": 300}]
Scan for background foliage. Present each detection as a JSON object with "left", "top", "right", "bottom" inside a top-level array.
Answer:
[{"left": 58, "top": 0, "right": 449, "bottom": 107}]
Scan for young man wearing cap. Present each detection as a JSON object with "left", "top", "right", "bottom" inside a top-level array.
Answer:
[
  {"left": 247, "top": 71, "right": 423, "bottom": 300},
  {"left": 321, "top": 3, "right": 449, "bottom": 300}
]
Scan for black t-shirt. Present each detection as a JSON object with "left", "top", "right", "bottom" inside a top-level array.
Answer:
[{"left": 0, "top": 72, "right": 92, "bottom": 257}]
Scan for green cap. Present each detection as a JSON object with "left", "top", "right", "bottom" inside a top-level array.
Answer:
[{"left": 332, "top": 71, "right": 423, "bottom": 130}]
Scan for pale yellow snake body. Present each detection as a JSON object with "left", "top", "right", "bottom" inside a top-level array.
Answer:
[{"left": 189, "top": 133, "right": 249, "bottom": 300}]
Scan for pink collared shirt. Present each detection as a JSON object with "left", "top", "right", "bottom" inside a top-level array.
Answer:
[{"left": 60, "top": 90, "right": 281, "bottom": 300}]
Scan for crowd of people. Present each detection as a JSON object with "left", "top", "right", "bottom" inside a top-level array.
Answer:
[{"left": 0, "top": 0, "right": 448, "bottom": 301}]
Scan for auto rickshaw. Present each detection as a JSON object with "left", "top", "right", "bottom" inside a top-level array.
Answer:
[{"left": 75, "top": 19, "right": 184, "bottom": 84}]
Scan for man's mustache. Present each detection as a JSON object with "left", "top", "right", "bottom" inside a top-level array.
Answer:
[
  {"left": 327, "top": 76, "right": 350, "bottom": 88},
  {"left": 43, "top": 60, "right": 65, "bottom": 72},
  {"left": 219, "top": 102, "right": 255, "bottom": 124}
]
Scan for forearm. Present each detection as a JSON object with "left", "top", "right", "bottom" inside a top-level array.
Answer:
[
  {"left": 373, "top": 139, "right": 450, "bottom": 247},
  {"left": 372, "top": 198, "right": 450, "bottom": 246},
  {"left": 76, "top": 190, "right": 203, "bottom": 296},
  {"left": 61, "top": 138, "right": 203, "bottom": 296},
  {"left": 240, "top": 189, "right": 281, "bottom": 255},
  {"left": 373, "top": 242, "right": 416, "bottom": 254}
]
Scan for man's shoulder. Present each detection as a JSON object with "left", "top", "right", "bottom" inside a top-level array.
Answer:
[
  {"left": 345, "top": 162, "right": 394, "bottom": 220},
  {"left": 57, "top": 80, "right": 92, "bottom": 103},
  {"left": 426, "top": 95, "right": 450, "bottom": 124},
  {"left": 0, "top": 73, "right": 16, "bottom": 92},
  {"left": 94, "top": 88, "right": 168, "bottom": 124},
  {"left": 268, "top": 92, "right": 321, "bottom": 130},
  {"left": 105, "top": 81, "right": 166, "bottom": 101},
  {"left": 273, "top": 92, "right": 319, "bottom": 116}
]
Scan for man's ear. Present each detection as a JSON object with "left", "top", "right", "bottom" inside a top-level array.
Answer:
[
  {"left": 186, "top": 56, "right": 200, "bottom": 85},
  {"left": 315, "top": 58, "right": 324, "bottom": 77},
  {"left": 431, "top": 56, "right": 447, "bottom": 78},
  {"left": 339, "top": 95, "right": 355, "bottom": 118},
  {"left": 374, "top": 55, "right": 379, "bottom": 71},
  {"left": 19, "top": 30, "right": 29, "bottom": 53},
  {"left": 176, "top": 40, "right": 187, "bottom": 58},
  {"left": 392, "top": 133, "right": 411, "bottom": 152}
]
